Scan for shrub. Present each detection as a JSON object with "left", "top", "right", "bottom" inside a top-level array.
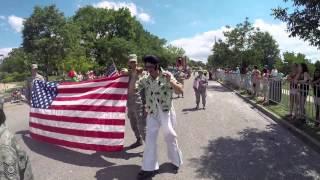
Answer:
[{"left": 1, "top": 72, "right": 30, "bottom": 83}]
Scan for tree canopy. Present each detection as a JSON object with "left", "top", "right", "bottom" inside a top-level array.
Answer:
[
  {"left": 0, "top": 5, "right": 186, "bottom": 82},
  {"left": 207, "top": 18, "right": 280, "bottom": 70},
  {"left": 273, "top": 0, "right": 320, "bottom": 48}
]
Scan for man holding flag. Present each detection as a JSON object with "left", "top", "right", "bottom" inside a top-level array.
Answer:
[{"left": 127, "top": 54, "right": 146, "bottom": 148}]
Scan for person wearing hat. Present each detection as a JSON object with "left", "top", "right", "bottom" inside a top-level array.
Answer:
[
  {"left": 175, "top": 69, "right": 185, "bottom": 98},
  {"left": 25, "top": 64, "right": 44, "bottom": 105},
  {"left": 193, "top": 70, "right": 208, "bottom": 109},
  {"left": 128, "top": 55, "right": 183, "bottom": 180},
  {"left": 120, "top": 68, "right": 129, "bottom": 75},
  {"left": 127, "top": 54, "right": 147, "bottom": 148},
  {"left": 0, "top": 98, "right": 34, "bottom": 180}
]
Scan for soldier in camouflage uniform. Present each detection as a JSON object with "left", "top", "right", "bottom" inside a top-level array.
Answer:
[
  {"left": 127, "top": 54, "right": 146, "bottom": 148},
  {"left": 25, "top": 64, "right": 44, "bottom": 105},
  {"left": 175, "top": 70, "right": 185, "bottom": 98},
  {"left": 0, "top": 98, "right": 34, "bottom": 180}
]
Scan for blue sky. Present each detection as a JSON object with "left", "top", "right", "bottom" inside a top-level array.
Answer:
[{"left": 1, "top": 0, "right": 319, "bottom": 62}]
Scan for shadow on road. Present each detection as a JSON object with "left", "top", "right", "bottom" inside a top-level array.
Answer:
[
  {"left": 93, "top": 147, "right": 143, "bottom": 160},
  {"left": 95, "top": 165, "right": 141, "bottom": 180},
  {"left": 95, "top": 163, "right": 178, "bottom": 180},
  {"left": 158, "top": 162, "right": 179, "bottom": 174},
  {"left": 189, "top": 124, "right": 320, "bottom": 180},
  {"left": 17, "top": 131, "right": 141, "bottom": 167},
  {"left": 182, "top": 107, "right": 198, "bottom": 112},
  {"left": 207, "top": 85, "right": 232, "bottom": 92}
]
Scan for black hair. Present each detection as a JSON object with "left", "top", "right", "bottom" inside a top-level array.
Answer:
[
  {"left": 0, "top": 109, "right": 5, "bottom": 125},
  {"left": 300, "top": 63, "right": 309, "bottom": 73},
  {"left": 143, "top": 55, "right": 161, "bottom": 70},
  {"left": 143, "top": 55, "right": 160, "bottom": 65},
  {"left": 254, "top": 65, "right": 258, "bottom": 69},
  {"left": 262, "top": 68, "right": 268, "bottom": 74}
]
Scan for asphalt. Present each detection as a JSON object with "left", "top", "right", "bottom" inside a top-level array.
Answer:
[{"left": 3, "top": 77, "right": 320, "bottom": 180}]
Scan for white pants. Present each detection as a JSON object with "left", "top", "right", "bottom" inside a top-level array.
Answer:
[{"left": 142, "top": 107, "right": 183, "bottom": 171}]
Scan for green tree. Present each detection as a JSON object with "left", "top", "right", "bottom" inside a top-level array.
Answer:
[
  {"left": 279, "top": 52, "right": 314, "bottom": 75},
  {"left": 0, "top": 48, "right": 30, "bottom": 73},
  {"left": 250, "top": 30, "right": 280, "bottom": 68},
  {"left": 22, "top": 5, "right": 67, "bottom": 78},
  {"left": 273, "top": 0, "right": 320, "bottom": 48},
  {"left": 208, "top": 18, "right": 280, "bottom": 70},
  {"left": 207, "top": 40, "right": 234, "bottom": 68}
]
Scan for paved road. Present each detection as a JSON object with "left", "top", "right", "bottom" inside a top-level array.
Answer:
[{"left": 3, "top": 77, "right": 320, "bottom": 180}]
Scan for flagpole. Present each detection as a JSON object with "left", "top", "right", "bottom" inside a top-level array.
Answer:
[{"left": 111, "top": 59, "right": 118, "bottom": 71}]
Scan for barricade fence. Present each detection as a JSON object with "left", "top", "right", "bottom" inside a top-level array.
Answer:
[{"left": 215, "top": 71, "right": 320, "bottom": 125}]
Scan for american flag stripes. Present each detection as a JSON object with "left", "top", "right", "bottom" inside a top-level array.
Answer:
[{"left": 29, "top": 75, "right": 129, "bottom": 152}]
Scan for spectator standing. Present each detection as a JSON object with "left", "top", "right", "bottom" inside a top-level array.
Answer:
[
  {"left": 295, "top": 63, "right": 311, "bottom": 124},
  {"left": 251, "top": 66, "right": 261, "bottom": 97},
  {"left": 287, "top": 63, "right": 299, "bottom": 119},
  {"left": 312, "top": 68, "right": 320, "bottom": 127},
  {"left": 261, "top": 66, "right": 270, "bottom": 104}
]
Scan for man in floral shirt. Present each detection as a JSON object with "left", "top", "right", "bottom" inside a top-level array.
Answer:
[{"left": 128, "top": 55, "right": 183, "bottom": 180}]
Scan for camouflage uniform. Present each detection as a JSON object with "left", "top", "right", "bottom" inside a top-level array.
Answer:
[
  {"left": 0, "top": 124, "right": 34, "bottom": 180},
  {"left": 174, "top": 71, "right": 185, "bottom": 97},
  {"left": 127, "top": 76, "right": 146, "bottom": 141},
  {"left": 25, "top": 74, "right": 44, "bottom": 105}
]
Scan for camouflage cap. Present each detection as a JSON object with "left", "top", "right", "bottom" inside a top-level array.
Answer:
[
  {"left": 128, "top": 54, "right": 138, "bottom": 62},
  {"left": 31, "top": 64, "right": 38, "bottom": 69},
  {"left": 120, "top": 68, "right": 128, "bottom": 73}
]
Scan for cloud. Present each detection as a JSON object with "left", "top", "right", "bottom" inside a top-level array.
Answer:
[
  {"left": 8, "top": 15, "right": 24, "bottom": 32},
  {"left": 93, "top": 1, "right": 152, "bottom": 23},
  {"left": 253, "top": 19, "right": 320, "bottom": 61},
  {"left": 171, "top": 19, "right": 320, "bottom": 62},
  {"left": 0, "top": 48, "right": 13, "bottom": 57},
  {"left": 138, "top": 13, "right": 151, "bottom": 23},
  {"left": 0, "top": 16, "right": 5, "bottom": 20},
  {"left": 170, "top": 27, "right": 229, "bottom": 61}
]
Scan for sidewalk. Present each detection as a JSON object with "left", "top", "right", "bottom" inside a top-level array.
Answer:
[{"left": 218, "top": 80, "right": 320, "bottom": 153}]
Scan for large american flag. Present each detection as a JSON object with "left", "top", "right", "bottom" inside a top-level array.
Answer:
[{"left": 29, "top": 75, "right": 129, "bottom": 152}]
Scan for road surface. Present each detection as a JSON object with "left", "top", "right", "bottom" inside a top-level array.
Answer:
[{"left": 4, "top": 77, "right": 320, "bottom": 180}]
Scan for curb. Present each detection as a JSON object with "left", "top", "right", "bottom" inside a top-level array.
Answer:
[{"left": 217, "top": 81, "right": 320, "bottom": 153}]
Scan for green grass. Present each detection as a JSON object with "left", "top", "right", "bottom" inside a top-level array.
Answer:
[
  {"left": 222, "top": 81, "right": 320, "bottom": 142},
  {"left": 265, "top": 104, "right": 320, "bottom": 142},
  {"left": 266, "top": 104, "right": 288, "bottom": 118}
]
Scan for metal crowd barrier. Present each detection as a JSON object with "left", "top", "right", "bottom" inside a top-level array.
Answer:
[{"left": 215, "top": 71, "right": 320, "bottom": 125}]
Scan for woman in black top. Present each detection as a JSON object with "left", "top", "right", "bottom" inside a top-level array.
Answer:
[
  {"left": 312, "top": 68, "right": 320, "bottom": 127},
  {"left": 295, "top": 63, "right": 311, "bottom": 124}
]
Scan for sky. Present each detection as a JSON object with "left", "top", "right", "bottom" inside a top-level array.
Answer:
[{"left": 0, "top": 0, "right": 319, "bottom": 62}]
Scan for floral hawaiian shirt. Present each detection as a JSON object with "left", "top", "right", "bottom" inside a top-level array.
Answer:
[{"left": 136, "top": 71, "right": 177, "bottom": 115}]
